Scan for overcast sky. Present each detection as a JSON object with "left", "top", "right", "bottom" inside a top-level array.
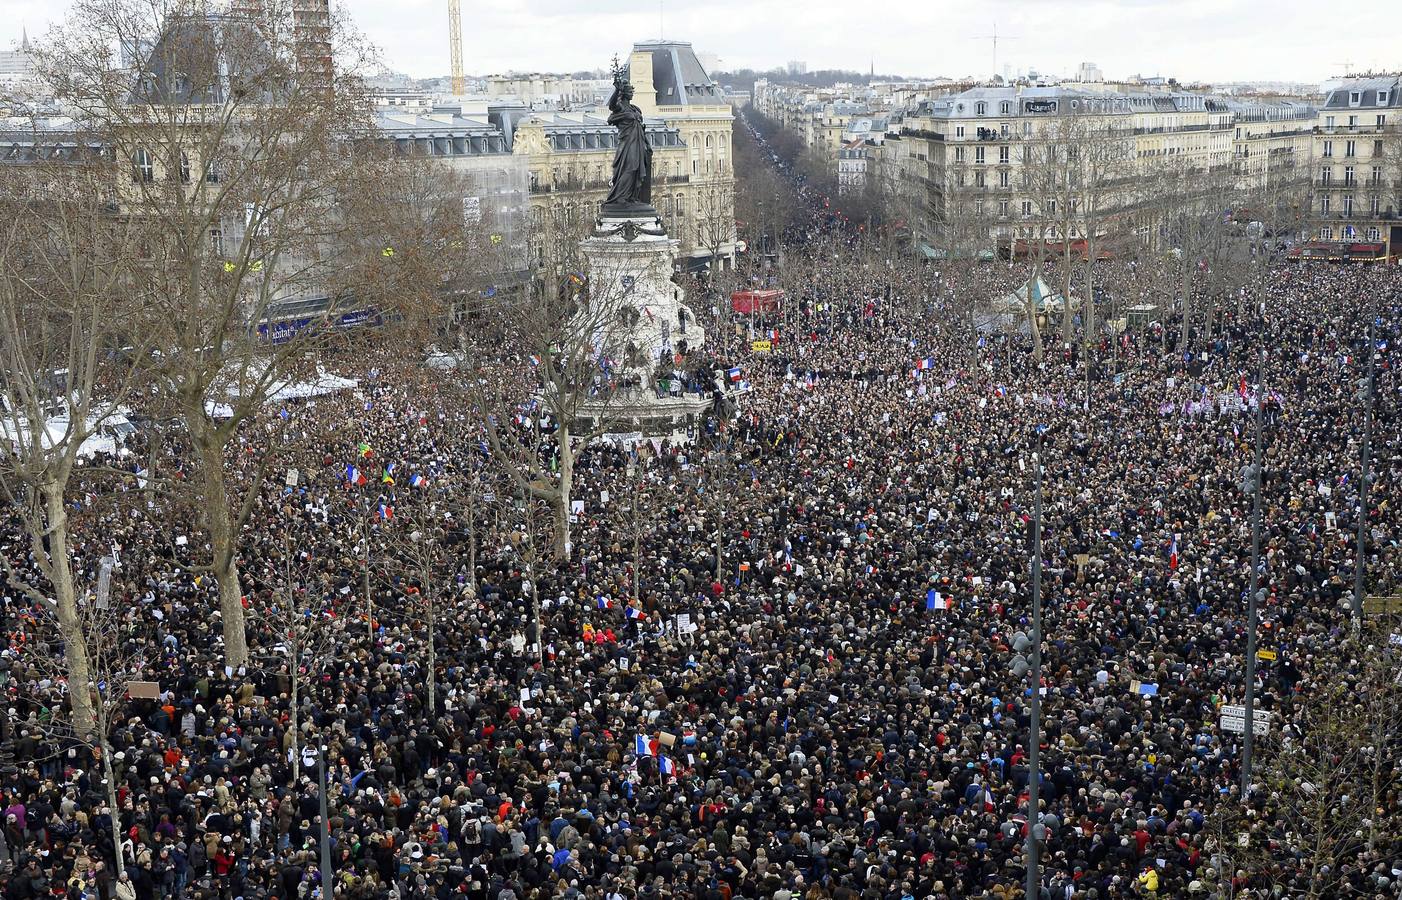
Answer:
[{"left": 2, "top": 0, "right": 1395, "bottom": 85}]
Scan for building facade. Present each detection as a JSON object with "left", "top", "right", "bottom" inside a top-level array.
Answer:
[
  {"left": 1307, "top": 76, "right": 1402, "bottom": 256},
  {"left": 374, "top": 41, "right": 737, "bottom": 280}
]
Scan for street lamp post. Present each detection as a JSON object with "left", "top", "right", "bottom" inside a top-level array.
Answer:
[
  {"left": 304, "top": 746, "right": 333, "bottom": 891},
  {"left": 1026, "top": 447, "right": 1044, "bottom": 900},
  {"left": 1352, "top": 314, "right": 1376, "bottom": 627},
  {"left": 1241, "top": 348, "right": 1266, "bottom": 795}
]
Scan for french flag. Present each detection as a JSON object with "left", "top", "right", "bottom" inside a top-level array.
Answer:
[
  {"left": 726, "top": 367, "right": 742, "bottom": 383},
  {"left": 529, "top": 354, "right": 540, "bottom": 367},
  {"left": 596, "top": 596, "right": 613, "bottom": 610},
  {"left": 378, "top": 503, "right": 394, "bottom": 521},
  {"left": 659, "top": 756, "right": 675, "bottom": 777},
  {"left": 1169, "top": 534, "right": 1179, "bottom": 570},
  {"left": 916, "top": 357, "right": 935, "bottom": 370},
  {"left": 625, "top": 606, "right": 643, "bottom": 620},
  {"left": 635, "top": 735, "right": 655, "bottom": 757},
  {"left": 926, "top": 589, "right": 946, "bottom": 611},
  {"left": 409, "top": 474, "right": 426, "bottom": 488},
  {"left": 346, "top": 465, "right": 367, "bottom": 486}
]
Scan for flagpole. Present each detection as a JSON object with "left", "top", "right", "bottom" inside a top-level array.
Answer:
[
  {"left": 1241, "top": 346, "right": 1266, "bottom": 794},
  {"left": 1026, "top": 442, "right": 1043, "bottom": 900},
  {"left": 1352, "top": 313, "right": 1375, "bottom": 629}
]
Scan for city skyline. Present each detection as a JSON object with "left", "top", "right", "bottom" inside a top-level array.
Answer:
[{"left": 1, "top": 0, "right": 1396, "bottom": 87}]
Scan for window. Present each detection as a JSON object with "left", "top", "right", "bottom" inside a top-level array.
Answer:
[
  {"left": 178, "top": 152, "right": 190, "bottom": 184},
  {"left": 974, "top": 199, "right": 984, "bottom": 216},
  {"left": 1325, "top": 115, "right": 1335, "bottom": 128},
  {"left": 1320, "top": 197, "right": 1331, "bottom": 215},
  {"left": 1344, "top": 224, "right": 1356, "bottom": 238},
  {"left": 999, "top": 199, "right": 1009, "bottom": 217},
  {"left": 1320, "top": 167, "right": 1332, "bottom": 184},
  {"left": 975, "top": 147, "right": 985, "bottom": 164},
  {"left": 1375, "top": 139, "right": 1385, "bottom": 157},
  {"left": 1378, "top": 91, "right": 1390, "bottom": 106},
  {"left": 1377, "top": 114, "right": 1388, "bottom": 129},
  {"left": 1367, "top": 226, "right": 1381, "bottom": 241},
  {"left": 1373, "top": 166, "right": 1383, "bottom": 185},
  {"left": 955, "top": 125, "right": 965, "bottom": 137},
  {"left": 1023, "top": 122, "right": 1032, "bottom": 135},
  {"left": 1346, "top": 140, "right": 1356, "bottom": 157},
  {"left": 1350, "top": 91, "right": 1362, "bottom": 106},
  {"left": 974, "top": 171, "right": 985, "bottom": 187},
  {"left": 1343, "top": 195, "right": 1353, "bottom": 216},
  {"left": 1370, "top": 197, "right": 1380, "bottom": 215},
  {"left": 1321, "top": 226, "right": 1333, "bottom": 240},
  {"left": 1000, "top": 123, "right": 1009, "bottom": 136},
  {"left": 209, "top": 228, "right": 224, "bottom": 257},
  {"left": 692, "top": 159, "right": 698, "bottom": 175},
  {"left": 1048, "top": 199, "right": 1057, "bottom": 215},
  {"left": 1345, "top": 166, "right": 1355, "bottom": 185},
  {"left": 954, "top": 147, "right": 965, "bottom": 162},
  {"left": 1000, "top": 101, "right": 1012, "bottom": 115},
  {"left": 132, "top": 148, "right": 154, "bottom": 182},
  {"left": 998, "top": 170, "right": 1009, "bottom": 187},
  {"left": 998, "top": 145, "right": 1010, "bottom": 164},
  {"left": 975, "top": 101, "right": 987, "bottom": 116},
  {"left": 1348, "top": 115, "right": 1358, "bottom": 127},
  {"left": 1021, "top": 200, "right": 1032, "bottom": 217}
]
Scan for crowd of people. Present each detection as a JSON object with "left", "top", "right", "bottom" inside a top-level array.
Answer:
[{"left": 1, "top": 136, "right": 1401, "bottom": 900}]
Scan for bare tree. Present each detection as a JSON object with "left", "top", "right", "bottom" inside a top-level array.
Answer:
[
  {"left": 13, "top": 553, "right": 146, "bottom": 877},
  {"left": 471, "top": 208, "right": 650, "bottom": 563},
  {"left": 247, "top": 528, "right": 341, "bottom": 784},
  {"left": 1223, "top": 633, "right": 1402, "bottom": 898},
  {"left": 0, "top": 120, "right": 149, "bottom": 737},
  {"left": 33, "top": 0, "right": 388, "bottom": 667}
]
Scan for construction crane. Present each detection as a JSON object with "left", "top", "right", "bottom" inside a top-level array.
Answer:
[{"left": 448, "top": 0, "right": 464, "bottom": 95}]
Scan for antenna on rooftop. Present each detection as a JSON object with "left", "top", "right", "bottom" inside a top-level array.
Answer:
[
  {"left": 972, "top": 23, "right": 1019, "bottom": 82},
  {"left": 1335, "top": 60, "right": 1355, "bottom": 76}
]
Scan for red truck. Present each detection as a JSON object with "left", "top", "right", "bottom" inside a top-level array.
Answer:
[{"left": 730, "top": 289, "right": 784, "bottom": 315}]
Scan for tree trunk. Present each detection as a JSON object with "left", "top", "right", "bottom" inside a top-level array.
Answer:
[
  {"left": 1061, "top": 244, "right": 1075, "bottom": 343},
  {"left": 362, "top": 510, "right": 373, "bottom": 647},
  {"left": 553, "top": 425, "right": 574, "bottom": 561},
  {"left": 43, "top": 482, "right": 96, "bottom": 737},
  {"left": 289, "top": 665, "right": 300, "bottom": 783},
  {"left": 1082, "top": 252, "right": 1097, "bottom": 343},
  {"left": 425, "top": 589, "right": 437, "bottom": 714},
  {"left": 199, "top": 448, "right": 250, "bottom": 668},
  {"left": 101, "top": 742, "right": 126, "bottom": 877}
]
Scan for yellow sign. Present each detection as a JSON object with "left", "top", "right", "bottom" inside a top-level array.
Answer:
[
  {"left": 751, "top": 340, "right": 772, "bottom": 353},
  {"left": 1256, "top": 649, "right": 1277, "bottom": 661}
]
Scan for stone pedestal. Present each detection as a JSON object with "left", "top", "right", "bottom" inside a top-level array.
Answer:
[{"left": 574, "top": 213, "right": 711, "bottom": 442}]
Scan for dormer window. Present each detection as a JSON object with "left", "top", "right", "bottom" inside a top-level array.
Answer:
[
  {"left": 975, "top": 101, "right": 987, "bottom": 116},
  {"left": 1379, "top": 91, "right": 1391, "bottom": 106},
  {"left": 1000, "top": 100, "right": 1011, "bottom": 115},
  {"left": 1350, "top": 91, "right": 1362, "bottom": 106}
]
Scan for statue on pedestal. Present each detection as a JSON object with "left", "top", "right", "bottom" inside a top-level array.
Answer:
[{"left": 602, "top": 56, "right": 655, "bottom": 217}]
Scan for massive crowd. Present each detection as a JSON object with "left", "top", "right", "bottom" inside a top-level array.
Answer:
[{"left": 1, "top": 148, "right": 1401, "bottom": 900}]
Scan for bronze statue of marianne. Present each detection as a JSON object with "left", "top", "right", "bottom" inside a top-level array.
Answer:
[{"left": 601, "top": 62, "right": 655, "bottom": 216}]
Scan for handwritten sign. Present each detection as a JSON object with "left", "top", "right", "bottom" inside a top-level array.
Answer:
[{"left": 751, "top": 340, "right": 772, "bottom": 353}]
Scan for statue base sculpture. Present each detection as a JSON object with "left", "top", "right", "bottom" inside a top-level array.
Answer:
[
  {"left": 572, "top": 211, "right": 713, "bottom": 443},
  {"left": 599, "top": 200, "right": 659, "bottom": 219}
]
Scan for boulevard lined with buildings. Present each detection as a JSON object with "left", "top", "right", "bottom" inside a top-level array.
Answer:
[{"left": 755, "top": 72, "right": 1402, "bottom": 261}]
